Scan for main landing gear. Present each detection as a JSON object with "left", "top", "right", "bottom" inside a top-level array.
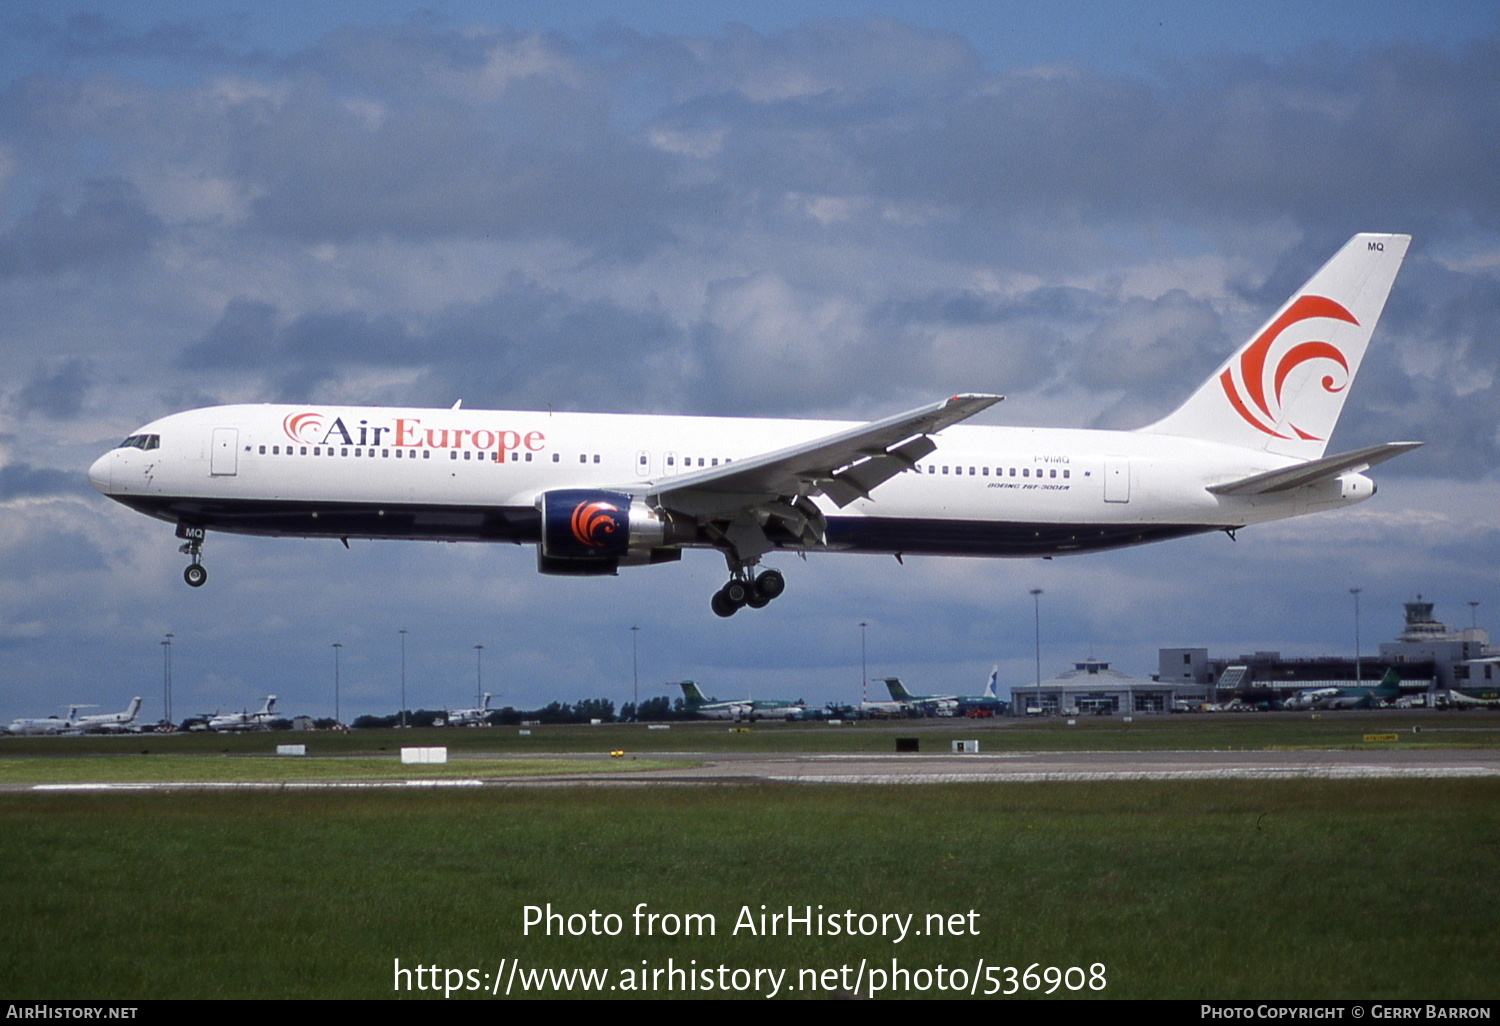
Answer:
[
  {"left": 711, "top": 567, "right": 785, "bottom": 617},
  {"left": 177, "top": 524, "right": 208, "bottom": 588}
]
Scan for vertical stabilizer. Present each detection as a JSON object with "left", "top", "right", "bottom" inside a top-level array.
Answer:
[
  {"left": 884, "top": 678, "right": 916, "bottom": 702},
  {"left": 1143, "top": 233, "right": 1409, "bottom": 459}
]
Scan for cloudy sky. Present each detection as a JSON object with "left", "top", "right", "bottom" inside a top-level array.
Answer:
[{"left": 1, "top": 1, "right": 1497, "bottom": 723}]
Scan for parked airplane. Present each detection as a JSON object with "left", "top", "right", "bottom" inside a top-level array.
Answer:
[
  {"left": 74, "top": 696, "right": 144, "bottom": 734},
  {"left": 89, "top": 235, "right": 1417, "bottom": 616},
  {"left": 1284, "top": 669, "right": 1405, "bottom": 710},
  {"left": 207, "top": 696, "right": 278, "bottom": 732},
  {"left": 884, "top": 668, "right": 1007, "bottom": 716},
  {"left": 1446, "top": 687, "right": 1500, "bottom": 709},
  {"left": 5, "top": 706, "right": 80, "bottom": 736},
  {"left": 448, "top": 693, "right": 494, "bottom": 727},
  {"left": 675, "top": 681, "right": 806, "bottom": 721}
]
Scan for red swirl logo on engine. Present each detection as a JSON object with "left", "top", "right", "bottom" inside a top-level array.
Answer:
[
  {"left": 282, "top": 411, "right": 324, "bottom": 443},
  {"left": 570, "top": 500, "right": 623, "bottom": 548},
  {"left": 1220, "top": 295, "right": 1358, "bottom": 441}
]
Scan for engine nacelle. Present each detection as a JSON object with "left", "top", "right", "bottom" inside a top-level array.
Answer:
[{"left": 536, "top": 489, "right": 683, "bottom": 576}]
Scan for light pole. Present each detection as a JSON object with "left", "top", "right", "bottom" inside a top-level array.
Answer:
[
  {"left": 161, "top": 634, "right": 174, "bottom": 726},
  {"left": 859, "top": 621, "right": 868, "bottom": 705},
  {"left": 1350, "top": 587, "right": 1362, "bottom": 684},
  {"left": 398, "top": 629, "right": 408, "bottom": 728},
  {"left": 629, "top": 626, "right": 640, "bottom": 714},
  {"left": 475, "top": 645, "right": 484, "bottom": 707},
  {"left": 332, "top": 643, "right": 342, "bottom": 724},
  {"left": 1030, "top": 589, "right": 1043, "bottom": 688}
]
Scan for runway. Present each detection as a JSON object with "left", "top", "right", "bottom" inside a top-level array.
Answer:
[{"left": 16, "top": 747, "right": 1500, "bottom": 791}]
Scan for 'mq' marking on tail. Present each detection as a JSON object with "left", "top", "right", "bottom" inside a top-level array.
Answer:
[{"left": 1144, "top": 233, "right": 1410, "bottom": 461}]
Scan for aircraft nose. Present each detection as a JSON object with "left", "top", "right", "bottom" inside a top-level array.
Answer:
[{"left": 87, "top": 452, "right": 113, "bottom": 494}]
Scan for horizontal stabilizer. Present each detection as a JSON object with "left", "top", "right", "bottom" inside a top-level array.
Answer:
[{"left": 1207, "top": 441, "right": 1422, "bottom": 496}]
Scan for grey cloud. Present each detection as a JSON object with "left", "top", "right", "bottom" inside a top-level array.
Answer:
[
  {"left": 0, "top": 462, "right": 87, "bottom": 499},
  {"left": 179, "top": 298, "right": 424, "bottom": 403},
  {"left": 178, "top": 280, "right": 688, "bottom": 411},
  {"left": 0, "top": 178, "right": 161, "bottom": 278},
  {"left": 1076, "top": 289, "right": 1226, "bottom": 394},
  {"left": 224, "top": 27, "right": 691, "bottom": 248},
  {"left": 1337, "top": 256, "right": 1500, "bottom": 476},
  {"left": 642, "top": 34, "right": 1500, "bottom": 248},
  {"left": 3, "top": 11, "right": 269, "bottom": 67},
  {"left": 13, "top": 358, "right": 92, "bottom": 419},
  {"left": 419, "top": 279, "right": 688, "bottom": 412}
]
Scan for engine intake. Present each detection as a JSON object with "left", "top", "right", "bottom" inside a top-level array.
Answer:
[{"left": 536, "top": 489, "right": 683, "bottom": 575}]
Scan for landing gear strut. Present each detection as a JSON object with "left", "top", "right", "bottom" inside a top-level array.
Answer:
[
  {"left": 177, "top": 524, "right": 208, "bottom": 588},
  {"left": 711, "top": 567, "right": 785, "bottom": 617}
]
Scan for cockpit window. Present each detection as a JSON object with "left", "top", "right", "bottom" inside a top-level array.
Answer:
[{"left": 117, "top": 434, "right": 160, "bottom": 451}]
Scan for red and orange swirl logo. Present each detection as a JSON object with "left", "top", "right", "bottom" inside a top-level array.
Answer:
[
  {"left": 570, "top": 501, "right": 622, "bottom": 548},
  {"left": 282, "top": 411, "right": 324, "bottom": 443},
  {"left": 1220, "top": 295, "right": 1358, "bottom": 441}
]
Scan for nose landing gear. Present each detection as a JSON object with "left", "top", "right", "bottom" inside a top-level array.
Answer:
[{"left": 176, "top": 524, "right": 208, "bottom": 588}]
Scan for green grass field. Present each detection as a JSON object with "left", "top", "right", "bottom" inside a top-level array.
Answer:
[
  {"left": 1, "top": 779, "right": 1496, "bottom": 1000},
  {"left": 2, "top": 714, "right": 1495, "bottom": 1000}
]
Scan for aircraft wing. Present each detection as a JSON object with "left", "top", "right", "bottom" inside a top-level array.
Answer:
[
  {"left": 1207, "top": 441, "right": 1422, "bottom": 496},
  {"left": 632, "top": 394, "right": 1003, "bottom": 526}
]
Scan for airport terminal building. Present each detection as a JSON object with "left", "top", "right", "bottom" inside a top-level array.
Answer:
[
  {"left": 1157, "top": 598, "right": 1492, "bottom": 704},
  {"left": 1010, "top": 598, "right": 1492, "bottom": 714},
  {"left": 1010, "top": 659, "right": 1208, "bottom": 716}
]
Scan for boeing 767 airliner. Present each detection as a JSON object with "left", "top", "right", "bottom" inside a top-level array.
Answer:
[{"left": 90, "top": 234, "right": 1418, "bottom": 616}]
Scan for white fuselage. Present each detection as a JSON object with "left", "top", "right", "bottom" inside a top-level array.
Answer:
[{"left": 88, "top": 403, "right": 1373, "bottom": 559}]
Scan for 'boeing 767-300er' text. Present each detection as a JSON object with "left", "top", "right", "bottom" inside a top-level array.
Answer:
[{"left": 91, "top": 234, "right": 1418, "bottom": 616}]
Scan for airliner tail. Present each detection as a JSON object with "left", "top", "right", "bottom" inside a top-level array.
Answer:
[{"left": 1144, "top": 233, "right": 1409, "bottom": 460}]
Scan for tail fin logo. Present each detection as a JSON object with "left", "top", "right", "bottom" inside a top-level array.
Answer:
[
  {"left": 1219, "top": 295, "right": 1359, "bottom": 441},
  {"left": 570, "top": 500, "right": 623, "bottom": 548}
]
